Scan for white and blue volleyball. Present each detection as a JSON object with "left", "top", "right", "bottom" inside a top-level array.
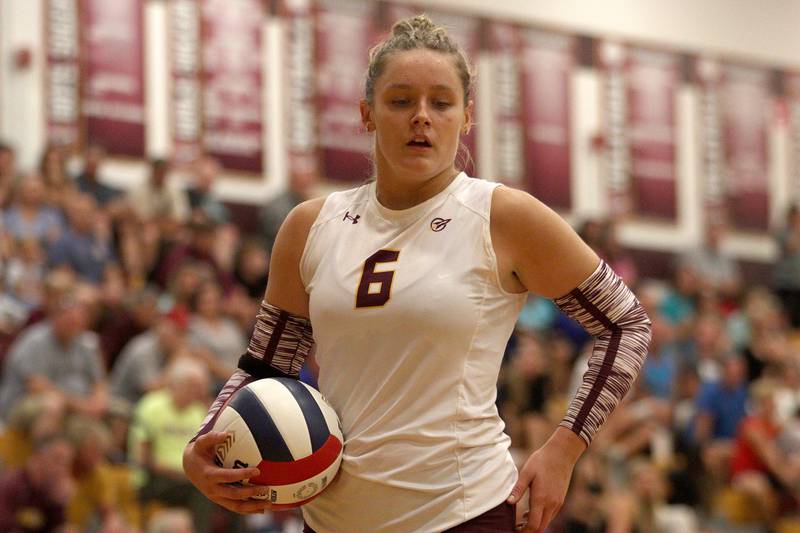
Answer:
[{"left": 212, "top": 377, "right": 343, "bottom": 508}]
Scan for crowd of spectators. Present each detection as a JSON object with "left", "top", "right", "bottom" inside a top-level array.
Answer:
[{"left": 0, "top": 140, "right": 799, "bottom": 533}]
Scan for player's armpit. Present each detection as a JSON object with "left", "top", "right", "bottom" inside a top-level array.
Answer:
[{"left": 489, "top": 186, "right": 599, "bottom": 299}]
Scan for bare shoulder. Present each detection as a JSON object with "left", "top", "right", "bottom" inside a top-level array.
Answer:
[
  {"left": 283, "top": 196, "right": 326, "bottom": 236},
  {"left": 265, "top": 196, "right": 326, "bottom": 317},
  {"left": 490, "top": 185, "right": 598, "bottom": 299}
]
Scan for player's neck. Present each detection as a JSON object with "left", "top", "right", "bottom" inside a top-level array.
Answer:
[{"left": 374, "top": 164, "right": 459, "bottom": 210}]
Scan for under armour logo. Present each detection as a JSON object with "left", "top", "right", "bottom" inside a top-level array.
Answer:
[
  {"left": 430, "top": 217, "right": 451, "bottom": 232},
  {"left": 343, "top": 211, "right": 360, "bottom": 224}
]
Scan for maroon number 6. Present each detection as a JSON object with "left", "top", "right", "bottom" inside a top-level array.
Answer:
[{"left": 355, "top": 249, "right": 400, "bottom": 308}]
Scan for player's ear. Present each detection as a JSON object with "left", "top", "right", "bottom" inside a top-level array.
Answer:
[
  {"left": 462, "top": 99, "right": 474, "bottom": 136},
  {"left": 360, "top": 100, "right": 375, "bottom": 133}
]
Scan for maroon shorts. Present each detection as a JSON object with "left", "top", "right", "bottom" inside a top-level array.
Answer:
[{"left": 303, "top": 501, "right": 516, "bottom": 532}]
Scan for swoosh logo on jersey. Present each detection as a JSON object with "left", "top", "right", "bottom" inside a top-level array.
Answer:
[{"left": 430, "top": 217, "right": 451, "bottom": 232}]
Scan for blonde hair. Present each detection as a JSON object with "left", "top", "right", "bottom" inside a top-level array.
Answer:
[{"left": 364, "top": 14, "right": 474, "bottom": 106}]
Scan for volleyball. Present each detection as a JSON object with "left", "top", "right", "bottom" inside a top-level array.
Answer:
[{"left": 211, "top": 377, "right": 343, "bottom": 508}]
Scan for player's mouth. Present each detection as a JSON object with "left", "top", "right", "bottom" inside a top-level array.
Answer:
[{"left": 406, "top": 136, "right": 432, "bottom": 150}]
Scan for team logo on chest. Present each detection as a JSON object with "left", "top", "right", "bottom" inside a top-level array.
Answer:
[
  {"left": 430, "top": 217, "right": 451, "bottom": 232},
  {"left": 343, "top": 211, "right": 360, "bottom": 224}
]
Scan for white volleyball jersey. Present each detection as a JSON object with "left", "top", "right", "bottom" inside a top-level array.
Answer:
[{"left": 299, "top": 173, "right": 526, "bottom": 532}]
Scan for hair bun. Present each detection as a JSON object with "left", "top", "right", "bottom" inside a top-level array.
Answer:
[{"left": 392, "top": 14, "right": 439, "bottom": 39}]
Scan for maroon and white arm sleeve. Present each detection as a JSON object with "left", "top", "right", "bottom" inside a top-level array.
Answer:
[
  {"left": 553, "top": 261, "right": 651, "bottom": 446},
  {"left": 192, "top": 301, "right": 314, "bottom": 440}
]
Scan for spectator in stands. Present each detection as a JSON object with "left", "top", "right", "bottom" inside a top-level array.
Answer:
[
  {"left": 693, "top": 354, "right": 750, "bottom": 490},
  {"left": 773, "top": 204, "right": 800, "bottom": 328},
  {"left": 0, "top": 432, "right": 76, "bottom": 533},
  {"left": 232, "top": 238, "right": 269, "bottom": 300},
  {"left": 606, "top": 457, "right": 699, "bottom": 533},
  {"left": 503, "top": 331, "right": 553, "bottom": 451},
  {"left": 4, "top": 237, "right": 46, "bottom": 312},
  {"left": 129, "top": 158, "right": 189, "bottom": 229},
  {"left": 75, "top": 144, "right": 124, "bottom": 209},
  {"left": 129, "top": 357, "right": 212, "bottom": 533},
  {"left": 38, "top": 143, "right": 74, "bottom": 209},
  {"left": 100, "top": 285, "right": 160, "bottom": 370},
  {"left": 728, "top": 379, "right": 788, "bottom": 526},
  {"left": 2, "top": 173, "right": 64, "bottom": 244},
  {"left": 641, "top": 314, "right": 680, "bottom": 400},
  {"left": 0, "top": 392, "right": 66, "bottom": 469},
  {"left": 0, "top": 291, "right": 108, "bottom": 421},
  {"left": 0, "top": 141, "right": 17, "bottom": 207},
  {"left": 185, "top": 155, "right": 229, "bottom": 225},
  {"left": 147, "top": 508, "right": 195, "bottom": 533},
  {"left": 156, "top": 219, "right": 232, "bottom": 292},
  {"left": 47, "top": 193, "right": 116, "bottom": 283},
  {"left": 679, "top": 222, "right": 742, "bottom": 303},
  {"left": 188, "top": 280, "right": 246, "bottom": 387},
  {"left": 110, "top": 312, "right": 189, "bottom": 405},
  {"left": 65, "top": 415, "right": 120, "bottom": 531},
  {"left": 555, "top": 453, "right": 608, "bottom": 533},
  {"left": 258, "top": 166, "right": 317, "bottom": 252},
  {"left": 682, "top": 312, "right": 732, "bottom": 383}
]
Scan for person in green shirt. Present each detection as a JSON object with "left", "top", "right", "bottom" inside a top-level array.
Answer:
[{"left": 128, "top": 357, "right": 211, "bottom": 533}]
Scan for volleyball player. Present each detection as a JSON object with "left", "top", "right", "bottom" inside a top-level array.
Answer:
[{"left": 183, "top": 15, "right": 651, "bottom": 533}]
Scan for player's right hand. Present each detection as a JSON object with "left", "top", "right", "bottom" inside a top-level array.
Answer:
[{"left": 183, "top": 431, "right": 273, "bottom": 514}]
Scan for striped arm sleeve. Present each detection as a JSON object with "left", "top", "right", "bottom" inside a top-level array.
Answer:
[
  {"left": 238, "top": 300, "right": 314, "bottom": 379},
  {"left": 193, "top": 369, "right": 253, "bottom": 441},
  {"left": 193, "top": 302, "right": 314, "bottom": 442},
  {"left": 553, "top": 261, "right": 652, "bottom": 446}
]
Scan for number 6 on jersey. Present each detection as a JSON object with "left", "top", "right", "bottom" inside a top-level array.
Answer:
[{"left": 355, "top": 249, "right": 400, "bottom": 308}]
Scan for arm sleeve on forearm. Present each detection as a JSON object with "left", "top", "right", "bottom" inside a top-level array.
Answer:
[
  {"left": 192, "top": 369, "right": 253, "bottom": 441},
  {"left": 553, "top": 261, "right": 652, "bottom": 446},
  {"left": 237, "top": 300, "right": 314, "bottom": 379},
  {"left": 192, "top": 302, "right": 314, "bottom": 441}
]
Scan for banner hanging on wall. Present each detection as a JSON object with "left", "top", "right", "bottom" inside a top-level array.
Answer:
[
  {"left": 280, "top": 0, "right": 318, "bottom": 177},
  {"left": 81, "top": 0, "right": 145, "bottom": 157},
  {"left": 487, "top": 21, "right": 524, "bottom": 188},
  {"left": 599, "top": 41, "right": 630, "bottom": 218},
  {"left": 789, "top": 73, "right": 800, "bottom": 206},
  {"left": 721, "top": 63, "right": 771, "bottom": 232},
  {"left": 626, "top": 47, "right": 679, "bottom": 221},
  {"left": 696, "top": 58, "right": 727, "bottom": 225},
  {"left": 521, "top": 28, "right": 574, "bottom": 211},
  {"left": 313, "top": 0, "right": 378, "bottom": 182},
  {"left": 200, "top": 0, "right": 265, "bottom": 173},
  {"left": 168, "top": 0, "right": 203, "bottom": 166},
  {"left": 45, "top": 0, "right": 81, "bottom": 147}
]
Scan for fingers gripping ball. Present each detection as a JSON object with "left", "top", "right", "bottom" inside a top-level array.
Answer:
[{"left": 211, "top": 378, "right": 343, "bottom": 509}]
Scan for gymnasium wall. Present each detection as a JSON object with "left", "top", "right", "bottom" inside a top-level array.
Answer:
[{"left": 1, "top": 0, "right": 799, "bottom": 267}]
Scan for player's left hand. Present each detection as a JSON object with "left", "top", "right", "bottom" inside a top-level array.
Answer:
[{"left": 507, "top": 437, "right": 578, "bottom": 533}]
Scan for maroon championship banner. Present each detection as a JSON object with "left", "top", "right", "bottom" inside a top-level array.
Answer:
[
  {"left": 168, "top": 0, "right": 203, "bottom": 166},
  {"left": 384, "top": 4, "right": 481, "bottom": 177},
  {"left": 626, "top": 47, "right": 679, "bottom": 221},
  {"left": 521, "top": 28, "right": 574, "bottom": 210},
  {"left": 80, "top": 0, "right": 145, "bottom": 157},
  {"left": 487, "top": 21, "right": 524, "bottom": 188},
  {"left": 314, "top": 0, "right": 378, "bottom": 182},
  {"left": 721, "top": 64, "right": 771, "bottom": 231},
  {"left": 45, "top": 0, "right": 81, "bottom": 147},
  {"left": 789, "top": 73, "right": 800, "bottom": 205},
  {"left": 696, "top": 58, "right": 727, "bottom": 225},
  {"left": 200, "top": 0, "right": 265, "bottom": 173},
  {"left": 280, "top": 0, "right": 319, "bottom": 176},
  {"left": 599, "top": 41, "right": 631, "bottom": 217}
]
